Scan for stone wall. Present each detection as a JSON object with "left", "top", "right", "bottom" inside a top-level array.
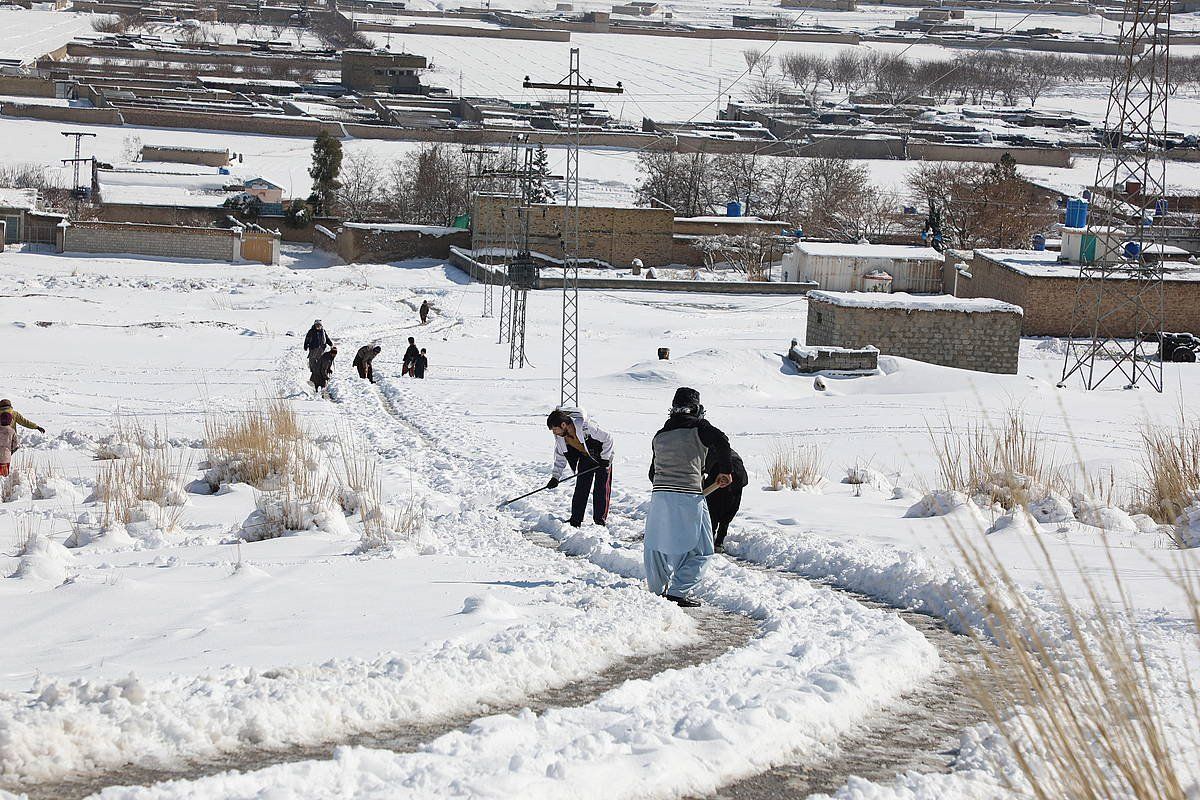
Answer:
[
  {"left": 472, "top": 196, "right": 675, "bottom": 267},
  {"left": 787, "top": 343, "right": 879, "bottom": 373},
  {"left": 0, "top": 76, "right": 57, "bottom": 98},
  {"left": 117, "top": 107, "right": 343, "bottom": 137},
  {"left": 960, "top": 252, "right": 1200, "bottom": 336},
  {"left": 906, "top": 142, "right": 1072, "bottom": 167},
  {"left": 331, "top": 224, "right": 471, "bottom": 263},
  {"left": 806, "top": 294, "right": 1023, "bottom": 373},
  {"left": 140, "top": 145, "right": 230, "bottom": 167},
  {"left": 0, "top": 102, "right": 122, "bottom": 126},
  {"left": 94, "top": 203, "right": 334, "bottom": 243},
  {"left": 60, "top": 221, "right": 240, "bottom": 262}
]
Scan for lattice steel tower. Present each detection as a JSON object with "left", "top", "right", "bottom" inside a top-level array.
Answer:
[
  {"left": 1060, "top": 0, "right": 1171, "bottom": 392},
  {"left": 524, "top": 50, "right": 622, "bottom": 407}
]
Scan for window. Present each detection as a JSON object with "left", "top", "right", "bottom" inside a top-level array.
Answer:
[
  {"left": 2, "top": 215, "right": 19, "bottom": 244},
  {"left": 815, "top": 312, "right": 823, "bottom": 324}
]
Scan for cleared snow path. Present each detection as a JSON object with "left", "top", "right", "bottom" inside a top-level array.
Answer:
[{"left": 78, "top": 332, "right": 953, "bottom": 800}]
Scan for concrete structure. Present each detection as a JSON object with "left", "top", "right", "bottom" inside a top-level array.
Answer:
[
  {"left": 340, "top": 49, "right": 427, "bottom": 94},
  {"left": 472, "top": 195, "right": 675, "bottom": 268},
  {"left": 140, "top": 144, "right": 230, "bottom": 167},
  {"left": 58, "top": 220, "right": 279, "bottom": 264},
  {"left": 316, "top": 222, "right": 470, "bottom": 263},
  {"left": 806, "top": 291, "right": 1023, "bottom": 374},
  {"left": 960, "top": 249, "right": 1200, "bottom": 336},
  {"left": 782, "top": 242, "right": 945, "bottom": 293},
  {"left": 787, "top": 341, "right": 879, "bottom": 373}
]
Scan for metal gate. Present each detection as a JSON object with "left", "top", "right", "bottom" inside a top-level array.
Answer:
[{"left": 241, "top": 233, "right": 274, "bottom": 265}]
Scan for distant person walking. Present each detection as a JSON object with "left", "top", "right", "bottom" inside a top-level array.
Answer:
[
  {"left": 0, "top": 411, "right": 18, "bottom": 478},
  {"left": 705, "top": 446, "right": 748, "bottom": 551},
  {"left": 304, "top": 319, "right": 333, "bottom": 377},
  {"left": 644, "top": 387, "right": 732, "bottom": 607},
  {"left": 402, "top": 337, "right": 420, "bottom": 377},
  {"left": 419, "top": 300, "right": 430, "bottom": 325},
  {"left": 414, "top": 348, "right": 428, "bottom": 379},
  {"left": 311, "top": 346, "right": 337, "bottom": 398},
  {"left": 0, "top": 399, "right": 44, "bottom": 434},
  {"left": 545, "top": 407, "right": 614, "bottom": 528},
  {"left": 353, "top": 344, "right": 382, "bottom": 383}
]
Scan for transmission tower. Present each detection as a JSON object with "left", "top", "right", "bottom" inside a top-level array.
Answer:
[
  {"left": 464, "top": 145, "right": 499, "bottom": 318},
  {"left": 1060, "top": 0, "right": 1171, "bottom": 392},
  {"left": 61, "top": 131, "right": 97, "bottom": 214},
  {"left": 524, "top": 50, "right": 622, "bottom": 406}
]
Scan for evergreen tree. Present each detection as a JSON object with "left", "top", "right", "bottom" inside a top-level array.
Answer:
[
  {"left": 308, "top": 131, "right": 343, "bottom": 215},
  {"left": 530, "top": 144, "right": 554, "bottom": 204}
]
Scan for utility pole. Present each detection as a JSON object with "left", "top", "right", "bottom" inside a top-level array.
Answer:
[
  {"left": 1060, "top": 0, "right": 1170, "bottom": 392},
  {"left": 524, "top": 50, "right": 622, "bottom": 407},
  {"left": 61, "top": 131, "right": 97, "bottom": 215}
]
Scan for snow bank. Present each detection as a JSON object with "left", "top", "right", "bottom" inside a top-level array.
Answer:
[{"left": 0, "top": 582, "right": 692, "bottom": 783}]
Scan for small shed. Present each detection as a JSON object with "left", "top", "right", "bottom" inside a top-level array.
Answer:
[
  {"left": 243, "top": 177, "right": 285, "bottom": 206},
  {"left": 0, "top": 188, "right": 39, "bottom": 245},
  {"left": 782, "top": 242, "right": 945, "bottom": 293}
]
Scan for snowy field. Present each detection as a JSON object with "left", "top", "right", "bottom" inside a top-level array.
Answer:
[
  {"left": 0, "top": 8, "right": 95, "bottom": 63},
  {"left": 0, "top": 245, "right": 1197, "bottom": 797}
]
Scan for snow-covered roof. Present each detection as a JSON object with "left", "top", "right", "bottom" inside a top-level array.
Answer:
[
  {"left": 0, "top": 187, "right": 38, "bottom": 210},
  {"left": 245, "top": 177, "right": 283, "bottom": 189},
  {"left": 674, "top": 215, "right": 788, "bottom": 225},
  {"left": 977, "top": 249, "right": 1200, "bottom": 282},
  {"left": 795, "top": 242, "right": 944, "bottom": 260},
  {"left": 808, "top": 291, "right": 1023, "bottom": 315}
]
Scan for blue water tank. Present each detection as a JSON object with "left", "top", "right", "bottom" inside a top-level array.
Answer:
[
  {"left": 1082, "top": 189, "right": 1092, "bottom": 200},
  {"left": 1065, "top": 198, "right": 1089, "bottom": 228},
  {"left": 1032, "top": 234, "right": 1046, "bottom": 251},
  {"left": 726, "top": 201, "right": 742, "bottom": 217},
  {"left": 218, "top": 167, "right": 231, "bottom": 175},
  {"left": 1124, "top": 241, "right": 1142, "bottom": 258},
  {"left": 1155, "top": 198, "right": 1168, "bottom": 216}
]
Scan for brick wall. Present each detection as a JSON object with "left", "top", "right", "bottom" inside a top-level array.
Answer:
[
  {"left": 472, "top": 196, "right": 675, "bottom": 267},
  {"left": 0, "top": 76, "right": 57, "bottom": 98},
  {"left": 961, "top": 253, "right": 1200, "bottom": 336},
  {"left": 61, "top": 221, "right": 239, "bottom": 262},
  {"left": 806, "top": 296, "right": 1023, "bottom": 373}
]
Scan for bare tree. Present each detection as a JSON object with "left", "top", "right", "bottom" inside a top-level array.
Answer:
[
  {"left": 634, "top": 150, "right": 715, "bottom": 218},
  {"left": 743, "top": 47, "right": 765, "bottom": 75},
  {"left": 335, "top": 150, "right": 382, "bottom": 220}
]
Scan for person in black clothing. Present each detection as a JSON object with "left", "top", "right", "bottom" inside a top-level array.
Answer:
[
  {"left": 402, "top": 337, "right": 420, "bottom": 377},
  {"left": 353, "top": 344, "right": 381, "bottom": 382},
  {"left": 414, "top": 348, "right": 428, "bottom": 379},
  {"left": 419, "top": 300, "right": 430, "bottom": 325},
  {"left": 705, "top": 446, "right": 748, "bottom": 551},
  {"left": 311, "top": 346, "right": 337, "bottom": 397},
  {"left": 644, "top": 387, "right": 732, "bottom": 606},
  {"left": 303, "top": 320, "right": 333, "bottom": 376}
]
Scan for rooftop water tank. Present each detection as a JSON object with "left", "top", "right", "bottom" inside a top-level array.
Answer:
[
  {"left": 1032, "top": 234, "right": 1046, "bottom": 251},
  {"left": 726, "top": 200, "right": 742, "bottom": 217}
]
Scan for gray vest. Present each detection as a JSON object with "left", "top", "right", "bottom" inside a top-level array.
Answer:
[{"left": 651, "top": 427, "right": 707, "bottom": 494}]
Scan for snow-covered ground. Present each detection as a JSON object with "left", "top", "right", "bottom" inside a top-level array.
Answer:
[
  {"left": 0, "top": 244, "right": 1197, "bottom": 798},
  {"left": 0, "top": 8, "right": 95, "bottom": 63}
]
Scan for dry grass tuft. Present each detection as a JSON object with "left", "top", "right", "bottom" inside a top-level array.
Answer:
[
  {"left": 93, "top": 441, "right": 190, "bottom": 530},
  {"left": 1132, "top": 413, "right": 1200, "bottom": 527},
  {"left": 205, "top": 399, "right": 305, "bottom": 489},
  {"left": 930, "top": 408, "right": 1064, "bottom": 510},
  {"left": 953, "top": 525, "right": 1200, "bottom": 799},
  {"left": 766, "top": 441, "right": 824, "bottom": 491}
]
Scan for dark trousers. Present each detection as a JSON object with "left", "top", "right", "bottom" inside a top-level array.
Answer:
[
  {"left": 355, "top": 363, "right": 373, "bottom": 382},
  {"left": 566, "top": 450, "right": 611, "bottom": 527},
  {"left": 706, "top": 485, "right": 743, "bottom": 546}
]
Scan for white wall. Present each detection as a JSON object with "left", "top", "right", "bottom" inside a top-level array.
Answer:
[{"left": 782, "top": 250, "right": 943, "bottom": 293}]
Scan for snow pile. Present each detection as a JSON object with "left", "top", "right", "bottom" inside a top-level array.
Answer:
[
  {"left": 8, "top": 533, "right": 75, "bottom": 586},
  {"left": 243, "top": 494, "right": 351, "bottom": 541},
  {"left": 1176, "top": 493, "right": 1200, "bottom": 548}
]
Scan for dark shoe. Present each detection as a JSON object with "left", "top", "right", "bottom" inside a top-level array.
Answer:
[
  {"left": 568, "top": 520, "right": 582, "bottom": 528},
  {"left": 665, "top": 594, "right": 700, "bottom": 608}
]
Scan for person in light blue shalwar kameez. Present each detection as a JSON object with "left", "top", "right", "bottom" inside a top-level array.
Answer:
[{"left": 644, "top": 387, "right": 733, "bottom": 608}]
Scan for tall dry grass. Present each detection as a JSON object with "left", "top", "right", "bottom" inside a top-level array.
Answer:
[
  {"left": 204, "top": 398, "right": 305, "bottom": 489},
  {"left": 952, "top": 523, "right": 1200, "bottom": 799},
  {"left": 1132, "top": 413, "right": 1200, "bottom": 526},
  {"left": 766, "top": 441, "right": 824, "bottom": 491},
  {"left": 92, "top": 438, "right": 190, "bottom": 530},
  {"left": 930, "top": 408, "right": 1065, "bottom": 510}
]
